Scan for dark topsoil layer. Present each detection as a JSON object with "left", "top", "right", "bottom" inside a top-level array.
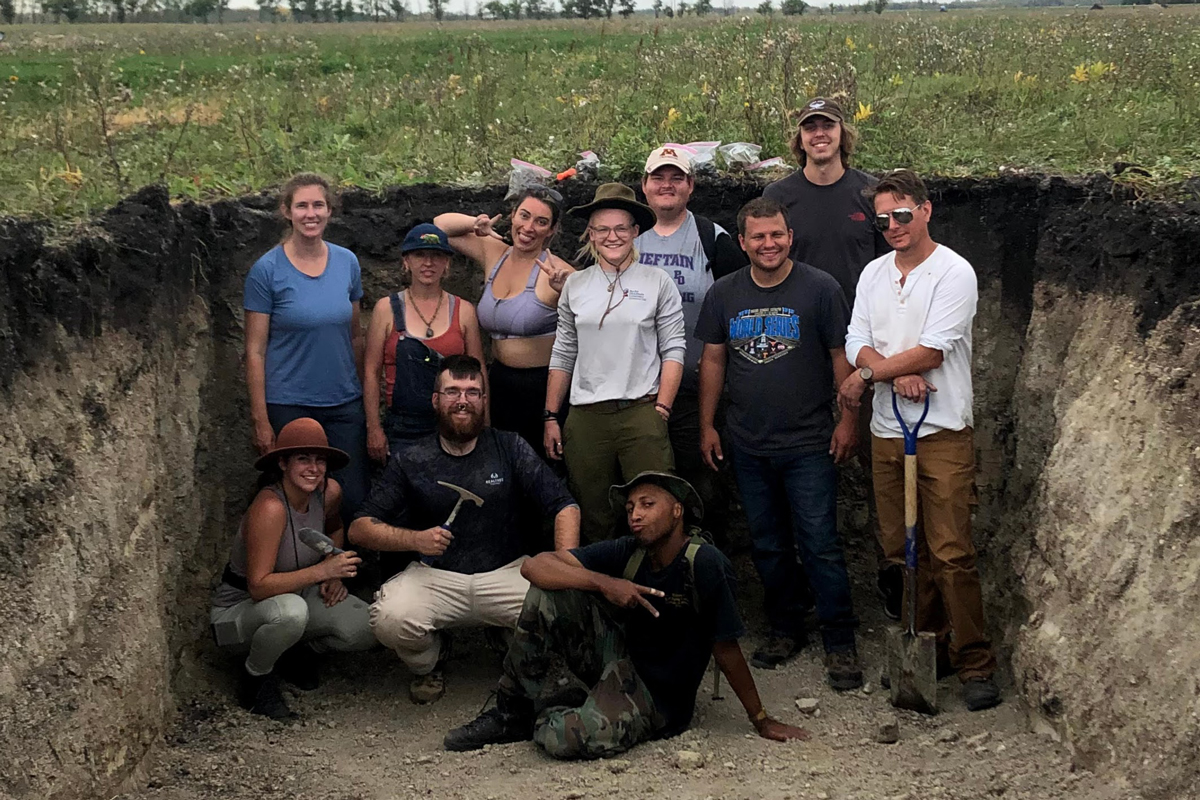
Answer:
[{"left": 2, "top": 174, "right": 1199, "bottom": 396}]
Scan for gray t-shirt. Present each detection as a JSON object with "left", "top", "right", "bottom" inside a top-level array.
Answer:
[
  {"left": 695, "top": 262, "right": 850, "bottom": 455},
  {"left": 635, "top": 212, "right": 724, "bottom": 384}
]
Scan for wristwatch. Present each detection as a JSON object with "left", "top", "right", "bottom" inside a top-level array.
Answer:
[
  {"left": 858, "top": 366, "right": 874, "bottom": 383},
  {"left": 543, "top": 409, "right": 560, "bottom": 423}
]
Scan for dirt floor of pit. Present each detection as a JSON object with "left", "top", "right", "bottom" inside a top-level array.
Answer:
[{"left": 114, "top": 539, "right": 1146, "bottom": 800}]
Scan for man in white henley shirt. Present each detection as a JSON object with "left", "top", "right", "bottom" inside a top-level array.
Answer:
[{"left": 837, "top": 169, "right": 1001, "bottom": 713}]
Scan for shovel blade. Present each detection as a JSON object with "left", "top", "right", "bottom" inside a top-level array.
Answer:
[{"left": 888, "top": 627, "right": 938, "bottom": 715}]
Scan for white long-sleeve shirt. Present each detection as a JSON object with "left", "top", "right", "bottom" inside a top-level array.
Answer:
[
  {"left": 845, "top": 244, "right": 977, "bottom": 438},
  {"left": 549, "top": 262, "right": 687, "bottom": 405}
]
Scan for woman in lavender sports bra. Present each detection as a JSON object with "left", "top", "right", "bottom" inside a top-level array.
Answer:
[{"left": 434, "top": 187, "right": 574, "bottom": 459}]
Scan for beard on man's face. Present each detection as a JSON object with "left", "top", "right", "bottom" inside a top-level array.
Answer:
[{"left": 436, "top": 401, "right": 485, "bottom": 443}]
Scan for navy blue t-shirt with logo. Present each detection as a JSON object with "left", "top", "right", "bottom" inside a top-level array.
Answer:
[{"left": 695, "top": 262, "right": 850, "bottom": 456}]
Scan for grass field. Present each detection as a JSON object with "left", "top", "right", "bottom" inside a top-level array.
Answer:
[{"left": 2, "top": 9, "right": 1199, "bottom": 217}]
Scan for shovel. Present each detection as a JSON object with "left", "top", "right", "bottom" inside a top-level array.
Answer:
[{"left": 887, "top": 389, "right": 938, "bottom": 715}]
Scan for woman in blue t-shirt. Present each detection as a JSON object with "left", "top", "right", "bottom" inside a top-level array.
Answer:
[{"left": 243, "top": 173, "right": 370, "bottom": 521}]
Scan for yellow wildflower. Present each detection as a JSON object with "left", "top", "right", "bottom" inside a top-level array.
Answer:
[
  {"left": 854, "top": 102, "right": 873, "bottom": 123},
  {"left": 8, "top": 75, "right": 17, "bottom": 83},
  {"left": 845, "top": 36, "right": 856, "bottom": 51},
  {"left": 889, "top": 74, "right": 903, "bottom": 87}
]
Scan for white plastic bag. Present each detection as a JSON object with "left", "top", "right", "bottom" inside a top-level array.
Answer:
[
  {"left": 745, "top": 157, "right": 788, "bottom": 172},
  {"left": 719, "top": 142, "right": 764, "bottom": 169},
  {"left": 684, "top": 141, "right": 721, "bottom": 175},
  {"left": 505, "top": 158, "right": 554, "bottom": 200},
  {"left": 574, "top": 150, "right": 601, "bottom": 180}
]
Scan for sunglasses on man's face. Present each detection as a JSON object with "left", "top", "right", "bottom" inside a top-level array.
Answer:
[{"left": 874, "top": 208, "right": 915, "bottom": 231}]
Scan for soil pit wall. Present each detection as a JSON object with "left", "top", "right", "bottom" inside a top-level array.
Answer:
[{"left": 0, "top": 178, "right": 1197, "bottom": 800}]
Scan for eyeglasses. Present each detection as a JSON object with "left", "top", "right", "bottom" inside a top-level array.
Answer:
[
  {"left": 873, "top": 208, "right": 915, "bottom": 231},
  {"left": 438, "top": 388, "right": 485, "bottom": 400},
  {"left": 589, "top": 225, "right": 635, "bottom": 240},
  {"left": 646, "top": 173, "right": 689, "bottom": 185}
]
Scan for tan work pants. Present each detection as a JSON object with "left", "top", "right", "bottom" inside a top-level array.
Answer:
[
  {"left": 370, "top": 557, "right": 529, "bottom": 675},
  {"left": 872, "top": 428, "right": 997, "bottom": 680}
]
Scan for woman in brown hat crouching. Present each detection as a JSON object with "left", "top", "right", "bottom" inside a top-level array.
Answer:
[
  {"left": 544, "top": 183, "right": 687, "bottom": 542},
  {"left": 210, "top": 418, "right": 375, "bottom": 719}
]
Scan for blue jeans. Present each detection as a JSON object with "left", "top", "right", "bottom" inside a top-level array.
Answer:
[
  {"left": 267, "top": 400, "right": 370, "bottom": 526},
  {"left": 730, "top": 445, "right": 858, "bottom": 653}
]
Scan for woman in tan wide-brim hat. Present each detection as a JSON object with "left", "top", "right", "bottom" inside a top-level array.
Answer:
[
  {"left": 543, "top": 183, "right": 688, "bottom": 542},
  {"left": 210, "top": 418, "right": 375, "bottom": 720}
]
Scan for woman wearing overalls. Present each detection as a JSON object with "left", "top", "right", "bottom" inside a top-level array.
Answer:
[{"left": 364, "top": 224, "right": 486, "bottom": 460}]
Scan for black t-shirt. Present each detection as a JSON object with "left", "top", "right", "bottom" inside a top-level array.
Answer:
[
  {"left": 762, "top": 167, "right": 889, "bottom": 304},
  {"left": 356, "top": 428, "right": 577, "bottom": 575},
  {"left": 572, "top": 536, "right": 744, "bottom": 738},
  {"left": 695, "top": 262, "right": 849, "bottom": 456}
]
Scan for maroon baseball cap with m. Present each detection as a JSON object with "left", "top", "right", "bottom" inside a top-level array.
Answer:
[{"left": 797, "top": 97, "right": 845, "bottom": 124}]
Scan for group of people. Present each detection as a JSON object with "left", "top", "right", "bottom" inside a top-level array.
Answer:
[{"left": 209, "top": 95, "right": 1002, "bottom": 762}]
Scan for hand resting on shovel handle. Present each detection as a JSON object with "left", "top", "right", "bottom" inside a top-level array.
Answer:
[{"left": 892, "top": 374, "right": 936, "bottom": 403}]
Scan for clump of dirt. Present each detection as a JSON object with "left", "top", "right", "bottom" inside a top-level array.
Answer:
[{"left": 0, "top": 176, "right": 1197, "bottom": 800}]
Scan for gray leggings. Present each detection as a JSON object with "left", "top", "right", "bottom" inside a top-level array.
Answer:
[{"left": 210, "top": 585, "right": 375, "bottom": 676}]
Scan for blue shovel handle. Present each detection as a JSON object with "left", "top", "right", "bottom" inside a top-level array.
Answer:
[{"left": 892, "top": 389, "right": 930, "bottom": 633}]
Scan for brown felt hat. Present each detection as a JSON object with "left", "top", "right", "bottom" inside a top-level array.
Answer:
[
  {"left": 568, "top": 183, "right": 657, "bottom": 233},
  {"left": 254, "top": 417, "right": 350, "bottom": 471}
]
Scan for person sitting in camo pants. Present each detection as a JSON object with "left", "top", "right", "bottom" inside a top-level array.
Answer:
[{"left": 443, "top": 471, "right": 808, "bottom": 758}]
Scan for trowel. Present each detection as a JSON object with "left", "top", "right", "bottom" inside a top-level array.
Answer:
[{"left": 887, "top": 391, "right": 939, "bottom": 715}]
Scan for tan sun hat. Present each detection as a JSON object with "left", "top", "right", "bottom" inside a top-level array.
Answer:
[{"left": 254, "top": 417, "right": 349, "bottom": 471}]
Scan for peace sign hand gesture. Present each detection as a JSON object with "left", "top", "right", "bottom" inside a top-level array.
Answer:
[
  {"left": 537, "top": 253, "right": 573, "bottom": 293},
  {"left": 473, "top": 213, "right": 507, "bottom": 241}
]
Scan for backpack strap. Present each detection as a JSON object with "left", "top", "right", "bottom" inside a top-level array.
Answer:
[
  {"left": 389, "top": 292, "right": 406, "bottom": 335},
  {"left": 682, "top": 536, "right": 705, "bottom": 614},
  {"left": 622, "top": 546, "right": 646, "bottom": 582},
  {"left": 694, "top": 214, "right": 717, "bottom": 268}
]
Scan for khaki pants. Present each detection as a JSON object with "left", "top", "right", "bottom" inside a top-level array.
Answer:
[
  {"left": 563, "top": 399, "right": 675, "bottom": 542},
  {"left": 872, "top": 428, "right": 997, "bottom": 680},
  {"left": 370, "top": 557, "right": 529, "bottom": 675}
]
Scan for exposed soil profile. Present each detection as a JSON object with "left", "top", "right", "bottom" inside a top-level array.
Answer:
[{"left": 0, "top": 177, "right": 1197, "bottom": 800}]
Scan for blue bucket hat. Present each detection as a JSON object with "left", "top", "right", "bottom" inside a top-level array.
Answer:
[{"left": 401, "top": 223, "right": 455, "bottom": 255}]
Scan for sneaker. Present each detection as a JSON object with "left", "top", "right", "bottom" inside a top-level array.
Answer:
[
  {"left": 962, "top": 677, "right": 1002, "bottom": 712},
  {"left": 444, "top": 692, "right": 535, "bottom": 752},
  {"left": 751, "top": 634, "right": 802, "bottom": 670},
  {"left": 276, "top": 643, "right": 320, "bottom": 692},
  {"left": 238, "top": 668, "right": 296, "bottom": 720},
  {"left": 825, "top": 649, "right": 864, "bottom": 691},
  {"left": 410, "top": 669, "right": 446, "bottom": 705},
  {"left": 877, "top": 565, "right": 903, "bottom": 621}
]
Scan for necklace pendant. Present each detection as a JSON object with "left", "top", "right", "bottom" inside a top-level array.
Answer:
[{"left": 425, "top": 327, "right": 434, "bottom": 338}]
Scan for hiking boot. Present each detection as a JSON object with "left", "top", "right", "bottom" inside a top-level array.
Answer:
[
  {"left": 238, "top": 668, "right": 296, "bottom": 721},
  {"left": 276, "top": 643, "right": 321, "bottom": 692},
  {"left": 825, "top": 649, "right": 864, "bottom": 691},
  {"left": 962, "top": 677, "right": 1002, "bottom": 712},
  {"left": 751, "top": 634, "right": 802, "bottom": 670},
  {"left": 410, "top": 669, "right": 446, "bottom": 705},
  {"left": 877, "top": 565, "right": 903, "bottom": 621},
  {"left": 444, "top": 692, "right": 535, "bottom": 752}
]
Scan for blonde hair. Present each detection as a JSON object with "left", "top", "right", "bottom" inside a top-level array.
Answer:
[{"left": 574, "top": 209, "right": 639, "bottom": 266}]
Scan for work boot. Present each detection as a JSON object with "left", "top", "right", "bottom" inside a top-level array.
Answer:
[
  {"left": 751, "top": 633, "right": 802, "bottom": 670},
  {"left": 238, "top": 667, "right": 296, "bottom": 721},
  {"left": 276, "top": 643, "right": 321, "bottom": 692},
  {"left": 409, "top": 669, "right": 446, "bottom": 705},
  {"left": 962, "top": 677, "right": 1002, "bottom": 712},
  {"left": 825, "top": 649, "right": 864, "bottom": 691},
  {"left": 877, "top": 565, "right": 903, "bottom": 621},
  {"left": 444, "top": 691, "right": 535, "bottom": 752}
]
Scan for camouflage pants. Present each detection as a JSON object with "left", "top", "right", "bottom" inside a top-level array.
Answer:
[{"left": 499, "top": 587, "right": 663, "bottom": 760}]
